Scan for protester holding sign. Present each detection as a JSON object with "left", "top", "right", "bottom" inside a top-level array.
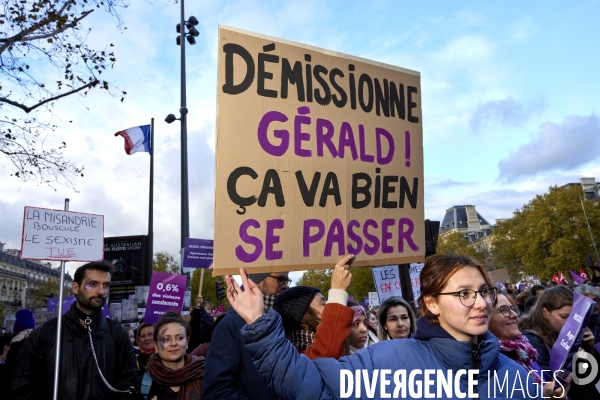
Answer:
[
  {"left": 519, "top": 286, "right": 576, "bottom": 370},
  {"left": 273, "top": 255, "right": 354, "bottom": 359},
  {"left": 226, "top": 254, "right": 545, "bottom": 399},
  {"left": 519, "top": 286, "right": 599, "bottom": 399},
  {"left": 377, "top": 296, "right": 416, "bottom": 341}
]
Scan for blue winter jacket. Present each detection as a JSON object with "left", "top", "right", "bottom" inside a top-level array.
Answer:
[{"left": 241, "top": 311, "right": 544, "bottom": 399}]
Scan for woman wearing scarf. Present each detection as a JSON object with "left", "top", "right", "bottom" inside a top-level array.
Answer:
[
  {"left": 136, "top": 322, "right": 156, "bottom": 374},
  {"left": 273, "top": 255, "right": 354, "bottom": 359},
  {"left": 489, "top": 292, "right": 567, "bottom": 399},
  {"left": 142, "top": 312, "right": 204, "bottom": 400},
  {"left": 346, "top": 305, "right": 371, "bottom": 354}
]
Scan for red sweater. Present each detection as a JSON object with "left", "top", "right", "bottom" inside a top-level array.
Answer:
[{"left": 300, "top": 303, "right": 354, "bottom": 360}]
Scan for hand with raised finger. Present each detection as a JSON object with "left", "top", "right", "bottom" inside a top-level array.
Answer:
[
  {"left": 226, "top": 269, "right": 265, "bottom": 324},
  {"left": 330, "top": 254, "right": 354, "bottom": 291}
]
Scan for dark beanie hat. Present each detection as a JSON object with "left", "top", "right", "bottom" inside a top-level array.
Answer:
[
  {"left": 246, "top": 272, "right": 270, "bottom": 284},
  {"left": 14, "top": 309, "right": 35, "bottom": 333},
  {"left": 274, "top": 286, "right": 320, "bottom": 332}
]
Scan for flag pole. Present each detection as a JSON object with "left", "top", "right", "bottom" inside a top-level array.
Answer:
[
  {"left": 147, "top": 118, "right": 155, "bottom": 284},
  {"left": 52, "top": 198, "right": 69, "bottom": 400}
]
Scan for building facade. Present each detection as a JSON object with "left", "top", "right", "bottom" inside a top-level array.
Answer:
[{"left": 0, "top": 246, "right": 72, "bottom": 315}]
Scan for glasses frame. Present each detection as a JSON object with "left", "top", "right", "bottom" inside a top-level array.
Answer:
[
  {"left": 437, "top": 287, "right": 497, "bottom": 308},
  {"left": 494, "top": 304, "right": 520, "bottom": 317},
  {"left": 267, "top": 275, "right": 292, "bottom": 287}
]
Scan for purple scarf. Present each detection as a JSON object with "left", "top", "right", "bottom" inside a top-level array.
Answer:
[{"left": 499, "top": 334, "right": 542, "bottom": 384}]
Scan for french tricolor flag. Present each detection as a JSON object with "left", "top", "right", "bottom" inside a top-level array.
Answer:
[{"left": 114, "top": 125, "right": 152, "bottom": 155}]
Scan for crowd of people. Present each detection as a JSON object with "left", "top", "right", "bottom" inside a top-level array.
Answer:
[{"left": 0, "top": 255, "right": 599, "bottom": 399}]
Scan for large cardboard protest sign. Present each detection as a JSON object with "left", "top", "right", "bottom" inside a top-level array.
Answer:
[
  {"left": 21, "top": 207, "right": 104, "bottom": 261},
  {"left": 214, "top": 26, "right": 424, "bottom": 275}
]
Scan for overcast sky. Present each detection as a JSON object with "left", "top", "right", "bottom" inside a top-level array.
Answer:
[{"left": 2, "top": 1, "right": 599, "bottom": 281}]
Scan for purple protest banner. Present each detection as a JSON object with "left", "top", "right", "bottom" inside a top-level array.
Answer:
[
  {"left": 48, "top": 295, "right": 111, "bottom": 318},
  {"left": 144, "top": 271, "right": 187, "bottom": 324},
  {"left": 182, "top": 238, "right": 213, "bottom": 269},
  {"left": 550, "top": 292, "right": 596, "bottom": 373}
]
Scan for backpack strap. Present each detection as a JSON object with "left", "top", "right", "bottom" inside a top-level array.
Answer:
[{"left": 141, "top": 371, "right": 152, "bottom": 397}]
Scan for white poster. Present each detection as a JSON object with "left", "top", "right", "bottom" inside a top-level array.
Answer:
[
  {"left": 368, "top": 292, "right": 380, "bottom": 307},
  {"left": 409, "top": 262, "right": 425, "bottom": 305},
  {"left": 21, "top": 207, "right": 104, "bottom": 261},
  {"left": 372, "top": 265, "right": 402, "bottom": 304}
]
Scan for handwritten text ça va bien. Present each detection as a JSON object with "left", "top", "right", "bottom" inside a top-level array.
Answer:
[{"left": 227, "top": 166, "right": 417, "bottom": 215}]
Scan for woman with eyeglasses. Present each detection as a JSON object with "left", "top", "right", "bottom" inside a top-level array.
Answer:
[
  {"left": 489, "top": 292, "right": 567, "bottom": 398},
  {"left": 225, "top": 254, "right": 554, "bottom": 399}
]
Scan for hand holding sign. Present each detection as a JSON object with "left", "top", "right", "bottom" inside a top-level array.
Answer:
[
  {"left": 582, "top": 328, "right": 595, "bottom": 352},
  {"left": 331, "top": 254, "right": 354, "bottom": 291},
  {"left": 226, "top": 269, "right": 265, "bottom": 324}
]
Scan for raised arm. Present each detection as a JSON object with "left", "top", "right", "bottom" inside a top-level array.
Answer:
[{"left": 228, "top": 269, "right": 356, "bottom": 400}]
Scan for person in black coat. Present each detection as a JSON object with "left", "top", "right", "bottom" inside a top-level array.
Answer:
[
  {"left": 8, "top": 261, "right": 137, "bottom": 400},
  {"left": 188, "top": 295, "right": 214, "bottom": 353}
]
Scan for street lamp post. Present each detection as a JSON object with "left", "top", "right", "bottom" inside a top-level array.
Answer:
[{"left": 165, "top": 1, "right": 199, "bottom": 274}]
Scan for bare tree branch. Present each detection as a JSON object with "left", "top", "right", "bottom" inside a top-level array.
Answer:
[{"left": 0, "top": 80, "right": 98, "bottom": 113}]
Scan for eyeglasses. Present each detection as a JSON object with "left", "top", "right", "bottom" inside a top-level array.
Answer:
[
  {"left": 267, "top": 275, "right": 292, "bottom": 287},
  {"left": 494, "top": 304, "right": 520, "bottom": 317},
  {"left": 437, "top": 287, "right": 497, "bottom": 308}
]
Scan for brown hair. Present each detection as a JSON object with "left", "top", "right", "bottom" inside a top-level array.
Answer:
[
  {"left": 518, "top": 285, "right": 573, "bottom": 346},
  {"left": 418, "top": 254, "right": 493, "bottom": 324},
  {"left": 299, "top": 307, "right": 322, "bottom": 332},
  {"left": 516, "top": 291, "right": 532, "bottom": 304},
  {"left": 153, "top": 311, "right": 192, "bottom": 342}
]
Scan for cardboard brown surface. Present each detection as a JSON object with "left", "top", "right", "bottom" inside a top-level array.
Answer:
[
  {"left": 214, "top": 26, "right": 424, "bottom": 275},
  {"left": 488, "top": 269, "right": 510, "bottom": 284}
]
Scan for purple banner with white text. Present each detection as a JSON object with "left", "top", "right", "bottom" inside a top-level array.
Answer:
[
  {"left": 550, "top": 292, "right": 596, "bottom": 373},
  {"left": 144, "top": 271, "right": 187, "bottom": 324},
  {"left": 182, "top": 238, "right": 213, "bottom": 269}
]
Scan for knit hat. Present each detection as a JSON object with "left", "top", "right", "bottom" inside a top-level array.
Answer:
[
  {"left": 13, "top": 309, "right": 35, "bottom": 333},
  {"left": 274, "top": 286, "right": 320, "bottom": 332},
  {"left": 246, "top": 272, "right": 270, "bottom": 284}
]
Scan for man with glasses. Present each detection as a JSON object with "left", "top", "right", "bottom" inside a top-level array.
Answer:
[{"left": 203, "top": 270, "right": 290, "bottom": 400}]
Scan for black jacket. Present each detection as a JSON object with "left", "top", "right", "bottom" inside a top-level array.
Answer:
[
  {"left": 188, "top": 306, "right": 213, "bottom": 352},
  {"left": 8, "top": 302, "right": 138, "bottom": 400},
  {"left": 202, "top": 308, "right": 278, "bottom": 400}
]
